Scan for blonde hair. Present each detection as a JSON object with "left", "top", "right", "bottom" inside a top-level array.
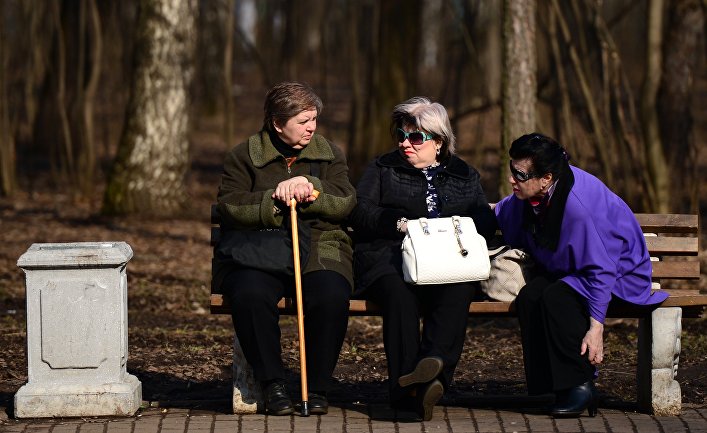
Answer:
[{"left": 391, "top": 97, "right": 456, "bottom": 156}]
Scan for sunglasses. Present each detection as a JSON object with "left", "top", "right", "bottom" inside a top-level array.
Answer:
[
  {"left": 396, "top": 128, "right": 435, "bottom": 146},
  {"left": 509, "top": 161, "right": 539, "bottom": 182}
]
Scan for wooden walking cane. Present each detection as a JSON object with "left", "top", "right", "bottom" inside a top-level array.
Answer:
[{"left": 289, "top": 190, "right": 318, "bottom": 416}]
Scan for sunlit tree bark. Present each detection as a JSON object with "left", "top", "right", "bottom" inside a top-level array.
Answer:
[
  {"left": 501, "top": 0, "right": 536, "bottom": 198},
  {"left": 103, "top": 0, "right": 197, "bottom": 215}
]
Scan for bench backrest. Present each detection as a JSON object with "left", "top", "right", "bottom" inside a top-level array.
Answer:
[{"left": 209, "top": 205, "right": 703, "bottom": 317}]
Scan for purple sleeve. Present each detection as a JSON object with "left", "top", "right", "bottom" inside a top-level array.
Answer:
[{"left": 560, "top": 208, "right": 618, "bottom": 324}]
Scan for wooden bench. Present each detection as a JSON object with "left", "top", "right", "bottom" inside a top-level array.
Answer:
[{"left": 209, "top": 205, "right": 705, "bottom": 415}]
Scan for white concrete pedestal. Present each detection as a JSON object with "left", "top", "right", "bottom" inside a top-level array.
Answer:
[
  {"left": 637, "top": 307, "right": 682, "bottom": 416},
  {"left": 232, "top": 334, "right": 262, "bottom": 414},
  {"left": 15, "top": 242, "right": 142, "bottom": 418}
]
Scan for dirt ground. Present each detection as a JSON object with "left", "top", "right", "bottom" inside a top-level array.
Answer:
[{"left": 1, "top": 118, "right": 705, "bottom": 417}]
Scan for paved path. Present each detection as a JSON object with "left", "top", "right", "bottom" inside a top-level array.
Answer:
[{"left": 2, "top": 402, "right": 707, "bottom": 432}]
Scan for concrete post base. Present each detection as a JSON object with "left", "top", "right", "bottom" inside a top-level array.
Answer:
[
  {"left": 232, "top": 334, "right": 263, "bottom": 414},
  {"left": 14, "top": 374, "right": 142, "bottom": 418},
  {"left": 637, "top": 306, "right": 682, "bottom": 416}
]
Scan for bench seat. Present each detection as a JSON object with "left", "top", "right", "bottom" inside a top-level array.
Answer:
[{"left": 210, "top": 291, "right": 707, "bottom": 318}]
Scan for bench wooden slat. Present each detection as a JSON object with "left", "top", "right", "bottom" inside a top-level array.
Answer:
[
  {"left": 635, "top": 213, "right": 699, "bottom": 233},
  {"left": 652, "top": 261, "right": 701, "bottom": 279},
  {"left": 211, "top": 208, "right": 698, "bottom": 232},
  {"left": 644, "top": 236, "right": 698, "bottom": 255},
  {"left": 211, "top": 227, "right": 220, "bottom": 246}
]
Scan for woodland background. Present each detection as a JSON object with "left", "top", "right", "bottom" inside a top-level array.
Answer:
[
  {"left": 0, "top": 0, "right": 705, "bottom": 215},
  {"left": 1, "top": 0, "right": 707, "bottom": 415}
]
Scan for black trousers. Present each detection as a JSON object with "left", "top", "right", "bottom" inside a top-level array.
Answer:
[
  {"left": 365, "top": 274, "right": 476, "bottom": 402},
  {"left": 515, "top": 276, "right": 596, "bottom": 395},
  {"left": 222, "top": 268, "right": 351, "bottom": 393}
]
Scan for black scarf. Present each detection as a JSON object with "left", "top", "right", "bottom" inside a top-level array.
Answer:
[{"left": 521, "top": 167, "right": 575, "bottom": 251}]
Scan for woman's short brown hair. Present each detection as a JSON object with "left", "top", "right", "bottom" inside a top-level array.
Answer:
[{"left": 263, "top": 82, "right": 323, "bottom": 132}]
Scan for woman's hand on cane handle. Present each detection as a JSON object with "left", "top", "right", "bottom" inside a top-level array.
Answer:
[
  {"left": 274, "top": 177, "right": 317, "bottom": 204},
  {"left": 290, "top": 189, "right": 319, "bottom": 207}
]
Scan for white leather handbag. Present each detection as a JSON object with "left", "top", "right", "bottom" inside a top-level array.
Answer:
[{"left": 401, "top": 216, "right": 490, "bottom": 285}]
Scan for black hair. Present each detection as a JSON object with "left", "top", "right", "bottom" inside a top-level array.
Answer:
[{"left": 509, "top": 133, "right": 571, "bottom": 179}]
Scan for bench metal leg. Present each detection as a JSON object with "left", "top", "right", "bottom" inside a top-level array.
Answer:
[
  {"left": 231, "top": 334, "right": 263, "bottom": 414},
  {"left": 637, "top": 306, "right": 682, "bottom": 415}
]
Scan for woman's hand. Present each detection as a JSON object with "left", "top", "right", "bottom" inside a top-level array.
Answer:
[
  {"left": 581, "top": 317, "right": 604, "bottom": 365},
  {"left": 273, "top": 176, "right": 316, "bottom": 204}
]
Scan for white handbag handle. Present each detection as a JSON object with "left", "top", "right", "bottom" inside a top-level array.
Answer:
[{"left": 452, "top": 216, "right": 469, "bottom": 257}]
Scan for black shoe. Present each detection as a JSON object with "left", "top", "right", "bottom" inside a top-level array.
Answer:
[
  {"left": 551, "top": 381, "right": 597, "bottom": 418},
  {"left": 398, "top": 356, "right": 444, "bottom": 388},
  {"left": 308, "top": 393, "right": 329, "bottom": 415},
  {"left": 264, "top": 382, "right": 294, "bottom": 416},
  {"left": 416, "top": 379, "right": 444, "bottom": 421}
]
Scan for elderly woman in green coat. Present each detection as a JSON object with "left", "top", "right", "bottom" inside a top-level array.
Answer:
[{"left": 214, "top": 82, "right": 356, "bottom": 416}]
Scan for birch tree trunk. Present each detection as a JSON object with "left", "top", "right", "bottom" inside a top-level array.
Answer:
[
  {"left": 501, "top": 0, "right": 536, "bottom": 198},
  {"left": 103, "top": 0, "right": 197, "bottom": 215}
]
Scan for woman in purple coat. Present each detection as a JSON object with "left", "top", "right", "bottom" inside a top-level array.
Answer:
[{"left": 494, "top": 134, "right": 668, "bottom": 418}]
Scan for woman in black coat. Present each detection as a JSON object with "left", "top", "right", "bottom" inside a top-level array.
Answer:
[{"left": 349, "top": 97, "right": 496, "bottom": 420}]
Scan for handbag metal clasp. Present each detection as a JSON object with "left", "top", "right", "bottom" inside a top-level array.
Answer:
[
  {"left": 420, "top": 219, "right": 430, "bottom": 235},
  {"left": 452, "top": 217, "right": 468, "bottom": 257}
]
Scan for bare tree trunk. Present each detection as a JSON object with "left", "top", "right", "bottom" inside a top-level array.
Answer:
[
  {"left": 76, "top": 0, "right": 102, "bottom": 198},
  {"left": 640, "top": 0, "right": 669, "bottom": 213},
  {"left": 501, "top": 0, "right": 536, "bottom": 198},
  {"left": 346, "top": 0, "right": 366, "bottom": 180},
  {"left": 50, "top": 0, "right": 76, "bottom": 184},
  {"left": 547, "top": 4, "right": 577, "bottom": 165},
  {"left": 0, "top": 5, "right": 17, "bottom": 197},
  {"left": 21, "top": 0, "right": 52, "bottom": 145},
  {"left": 658, "top": 0, "right": 704, "bottom": 213},
  {"left": 223, "top": 0, "right": 235, "bottom": 150},
  {"left": 103, "top": 0, "right": 198, "bottom": 215},
  {"left": 348, "top": 0, "right": 420, "bottom": 179},
  {"left": 550, "top": 0, "right": 614, "bottom": 187}
]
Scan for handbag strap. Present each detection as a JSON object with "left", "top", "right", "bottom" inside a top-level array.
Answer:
[{"left": 451, "top": 216, "right": 469, "bottom": 257}]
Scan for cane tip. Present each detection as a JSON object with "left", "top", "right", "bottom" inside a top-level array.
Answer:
[{"left": 300, "top": 401, "right": 310, "bottom": 417}]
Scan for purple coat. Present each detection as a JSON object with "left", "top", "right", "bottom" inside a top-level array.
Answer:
[{"left": 495, "top": 166, "right": 668, "bottom": 323}]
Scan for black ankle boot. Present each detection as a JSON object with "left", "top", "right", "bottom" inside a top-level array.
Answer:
[
  {"left": 551, "top": 381, "right": 597, "bottom": 418},
  {"left": 264, "top": 381, "right": 294, "bottom": 415}
]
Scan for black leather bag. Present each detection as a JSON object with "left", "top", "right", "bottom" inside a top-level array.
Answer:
[{"left": 216, "top": 216, "right": 311, "bottom": 276}]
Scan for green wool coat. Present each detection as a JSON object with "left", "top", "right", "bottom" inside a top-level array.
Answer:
[{"left": 213, "top": 130, "right": 356, "bottom": 291}]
